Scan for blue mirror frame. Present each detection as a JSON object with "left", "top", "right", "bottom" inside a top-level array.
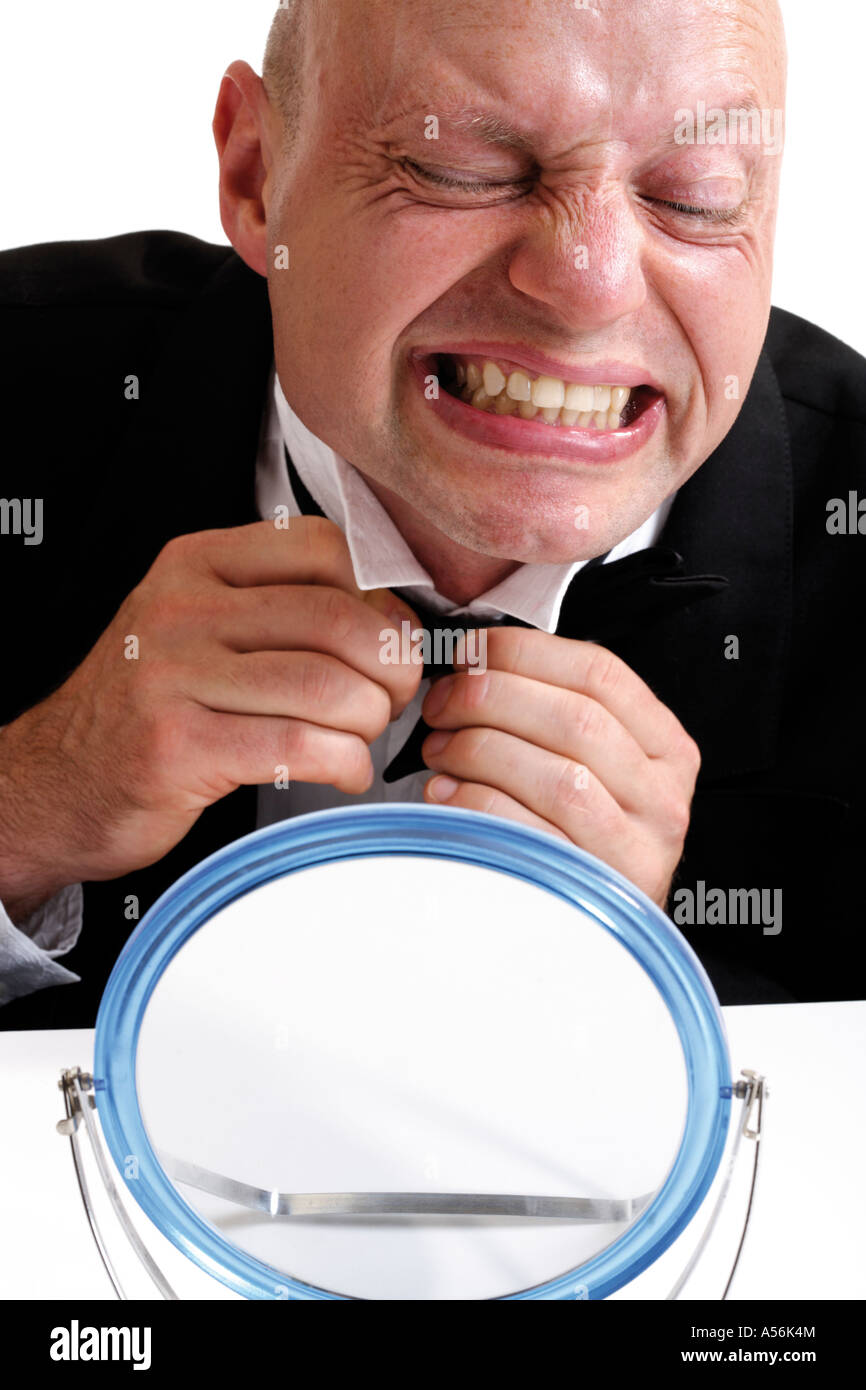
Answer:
[{"left": 93, "top": 804, "right": 732, "bottom": 1301}]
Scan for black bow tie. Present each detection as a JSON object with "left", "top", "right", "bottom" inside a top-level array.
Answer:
[
  {"left": 383, "top": 548, "right": 727, "bottom": 782},
  {"left": 283, "top": 447, "right": 728, "bottom": 783}
]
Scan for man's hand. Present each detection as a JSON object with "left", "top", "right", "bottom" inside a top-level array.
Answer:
[
  {"left": 421, "top": 628, "right": 700, "bottom": 909},
  {"left": 0, "top": 518, "right": 421, "bottom": 921}
]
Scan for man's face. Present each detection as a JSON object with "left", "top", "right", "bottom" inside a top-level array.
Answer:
[{"left": 262, "top": 0, "right": 784, "bottom": 563}]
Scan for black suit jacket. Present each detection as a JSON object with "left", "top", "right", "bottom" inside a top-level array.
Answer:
[{"left": 1, "top": 230, "right": 864, "bottom": 1026}]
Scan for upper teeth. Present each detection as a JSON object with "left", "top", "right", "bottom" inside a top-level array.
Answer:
[{"left": 454, "top": 358, "right": 633, "bottom": 430}]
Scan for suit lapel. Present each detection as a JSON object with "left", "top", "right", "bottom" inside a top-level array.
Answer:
[{"left": 109, "top": 249, "right": 273, "bottom": 541}]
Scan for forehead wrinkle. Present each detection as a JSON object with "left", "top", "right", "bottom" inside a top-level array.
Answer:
[
  {"left": 334, "top": 0, "right": 784, "bottom": 163},
  {"left": 362, "top": 3, "right": 611, "bottom": 149},
  {"left": 369, "top": 61, "right": 617, "bottom": 162}
]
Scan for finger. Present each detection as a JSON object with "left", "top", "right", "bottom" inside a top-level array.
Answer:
[
  {"left": 422, "top": 724, "right": 627, "bottom": 857},
  {"left": 193, "top": 517, "right": 366, "bottom": 594},
  {"left": 423, "top": 775, "right": 571, "bottom": 843},
  {"left": 209, "top": 584, "right": 423, "bottom": 717},
  {"left": 459, "top": 627, "right": 693, "bottom": 762},
  {"left": 422, "top": 668, "right": 650, "bottom": 813},
  {"left": 187, "top": 650, "right": 394, "bottom": 744},
  {"left": 197, "top": 709, "right": 374, "bottom": 795}
]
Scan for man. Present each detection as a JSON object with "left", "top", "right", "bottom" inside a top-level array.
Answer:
[{"left": 0, "top": 0, "right": 863, "bottom": 1026}]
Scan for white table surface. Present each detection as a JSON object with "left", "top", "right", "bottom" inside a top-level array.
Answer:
[{"left": 1, "top": 1001, "right": 864, "bottom": 1302}]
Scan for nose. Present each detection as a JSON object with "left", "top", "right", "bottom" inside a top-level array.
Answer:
[{"left": 507, "top": 185, "right": 647, "bottom": 333}]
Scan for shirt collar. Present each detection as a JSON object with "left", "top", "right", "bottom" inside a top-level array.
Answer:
[{"left": 258, "top": 367, "right": 674, "bottom": 634}]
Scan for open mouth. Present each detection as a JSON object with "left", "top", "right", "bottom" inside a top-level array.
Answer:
[{"left": 430, "top": 352, "right": 661, "bottom": 433}]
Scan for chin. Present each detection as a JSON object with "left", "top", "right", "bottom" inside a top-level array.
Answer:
[{"left": 431, "top": 507, "right": 614, "bottom": 566}]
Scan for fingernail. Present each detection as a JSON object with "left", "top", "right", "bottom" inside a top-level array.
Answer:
[
  {"left": 428, "top": 775, "right": 460, "bottom": 803},
  {"left": 388, "top": 605, "right": 412, "bottom": 627},
  {"left": 424, "top": 675, "right": 454, "bottom": 718},
  {"left": 424, "top": 730, "right": 453, "bottom": 756}
]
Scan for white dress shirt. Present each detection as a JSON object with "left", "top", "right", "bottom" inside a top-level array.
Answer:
[{"left": 0, "top": 365, "right": 674, "bottom": 1003}]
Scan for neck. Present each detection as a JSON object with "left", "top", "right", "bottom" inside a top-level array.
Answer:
[{"left": 364, "top": 477, "right": 520, "bottom": 606}]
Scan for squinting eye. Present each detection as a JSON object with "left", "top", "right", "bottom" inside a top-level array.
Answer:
[
  {"left": 401, "top": 158, "right": 530, "bottom": 196},
  {"left": 643, "top": 196, "right": 745, "bottom": 226}
]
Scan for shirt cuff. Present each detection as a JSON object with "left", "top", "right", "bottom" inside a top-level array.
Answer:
[{"left": 0, "top": 884, "right": 83, "bottom": 1006}]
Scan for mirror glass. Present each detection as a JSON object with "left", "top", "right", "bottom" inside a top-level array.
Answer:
[{"left": 134, "top": 854, "right": 688, "bottom": 1300}]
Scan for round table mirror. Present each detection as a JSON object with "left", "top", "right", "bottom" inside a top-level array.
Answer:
[{"left": 91, "top": 805, "right": 731, "bottom": 1300}]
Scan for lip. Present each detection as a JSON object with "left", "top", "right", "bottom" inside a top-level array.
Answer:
[
  {"left": 413, "top": 342, "right": 666, "bottom": 394},
  {"left": 409, "top": 352, "right": 666, "bottom": 465}
]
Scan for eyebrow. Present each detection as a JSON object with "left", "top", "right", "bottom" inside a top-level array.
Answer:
[
  {"left": 384, "top": 90, "right": 769, "bottom": 157},
  {"left": 656, "top": 96, "right": 772, "bottom": 158},
  {"left": 378, "top": 100, "right": 537, "bottom": 153},
  {"left": 444, "top": 106, "right": 536, "bottom": 152}
]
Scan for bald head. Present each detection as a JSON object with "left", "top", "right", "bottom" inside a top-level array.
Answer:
[{"left": 261, "top": 0, "right": 786, "bottom": 140}]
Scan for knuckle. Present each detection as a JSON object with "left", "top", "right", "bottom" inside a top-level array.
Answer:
[
  {"left": 145, "top": 586, "right": 200, "bottom": 634},
  {"left": 657, "top": 781, "right": 692, "bottom": 840},
  {"left": 551, "top": 684, "right": 577, "bottom": 737},
  {"left": 553, "top": 758, "right": 595, "bottom": 814},
  {"left": 680, "top": 731, "right": 702, "bottom": 776},
  {"left": 298, "top": 515, "right": 349, "bottom": 567},
  {"left": 156, "top": 530, "right": 209, "bottom": 572},
  {"left": 147, "top": 703, "right": 191, "bottom": 771},
  {"left": 311, "top": 729, "right": 371, "bottom": 792},
  {"left": 316, "top": 586, "right": 357, "bottom": 646},
  {"left": 388, "top": 661, "right": 423, "bottom": 710},
  {"left": 379, "top": 628, "right": 422, "bottom": 688},
  {"left": 584, "top": 642, "right": 625, "bottom": 698},
  {"left": 362, "top": 684, "right": 392, "bottom": 741},
  {"left": 667, "top": 805, "right": 691, "bottom": 842},
  {"left": 275, "top": 719, "right": 330, "bottom": 786},
  {"left": 346, "top": 736, "right": 374, "bottom": 788},
  {"left": 155, "top": 533, "right": 188, "bottom": 569},
  {"left": 278, "top": 717, "right": 307, "bottom": 768},
  {"left": 277, "top": 718, "right": 308, "bottom": 770},
  {"left": 217, "top": 655, "right": 249, "bottom": 702},
  {"left": 459, "top": 726, "right": 494, "bottom": 762},
  {"left": 594, "top": 799, "right": 624, "bottom": 840},
  {"left": 298, "top": 654, "right": 339, "bottom": 710},
  {"left": 570, "top": 693, "right": 602, "bottom": 744},
  {"left": 469, "top": 784, "right": 504, "bottom": 817},
  {"left": 659, "top": 713, "right": 701, "bottom": 775}
]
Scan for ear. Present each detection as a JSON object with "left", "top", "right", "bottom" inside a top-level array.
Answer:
[{"left": 213, "top": 60, "right": 272, "bottom": 277}]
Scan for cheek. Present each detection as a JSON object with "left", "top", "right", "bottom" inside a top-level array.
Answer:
[
  {"left": 337, "top": 209, "right": 504, "bottom": 347},
  {"left": 274, "top": 205, "right": 523, "bottom": 440},
  {"left": 271, "top": 199, "right": 484, "bottom": 381},
  {"left": 658, "top": 250, "right": 771, "bottom": 417}
]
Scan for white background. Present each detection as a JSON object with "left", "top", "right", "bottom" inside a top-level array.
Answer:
[
  {"left": 0, "top": 0, "right": 863, "bottom": 354},
  {"left": 4, "top": 1001, "right": 865, "bottom": 1301}
]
